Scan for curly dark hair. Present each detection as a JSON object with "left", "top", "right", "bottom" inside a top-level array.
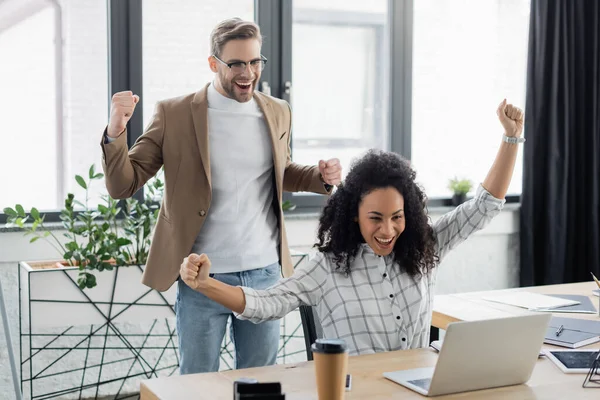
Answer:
[{"left": 316, "top": 149, "right": 438, "bottom": 277}]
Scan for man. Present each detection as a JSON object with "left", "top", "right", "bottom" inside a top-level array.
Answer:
[{"left": 100, "top": 18, "right": 341, "bottom": 374}]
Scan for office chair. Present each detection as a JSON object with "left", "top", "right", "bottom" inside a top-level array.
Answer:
[
  {"left": 299, "top": 305, "right": 323, "bottom": 360},
  {"left": 299, "top": 305, "right": 438, "bottom": 360}
]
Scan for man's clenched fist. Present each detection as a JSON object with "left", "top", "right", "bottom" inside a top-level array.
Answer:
[
  {"left": 107, "top": 91, "right": 140, "bottom": 138},
  {"left": 180, "top": 253, "right": 212, "bottom": 291}
]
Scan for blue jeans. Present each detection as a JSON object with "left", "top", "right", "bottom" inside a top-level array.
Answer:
[{"left": 175, "top": 263, "right": 281, "bottom": 374}]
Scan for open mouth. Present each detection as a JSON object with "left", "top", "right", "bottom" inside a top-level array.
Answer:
[
  {"left": 375, "top": 237, "right": 394, "bottom": 247},
  {"left": 235, "top": 81, "right": 252, "bottom": 92}
]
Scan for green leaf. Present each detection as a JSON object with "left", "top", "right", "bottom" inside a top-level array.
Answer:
[
  {"left": 86, "top": 273, "right": 97, "bottom": 288},
  {"left": 89, "top": 165, "right": 95, "bottom": 179},
  {"left": 15, "top": 204, "right": 25, "bottom": 217},
  {"left": 116, "top": 238, "right": 132, "bottom": 246},
  {"left": 75, "top": 175, "right": 87, "bottom": 189},
  {"left": 63, "top": 251, "right": 73, "bottom": 260},
  {"left": 87, "top": 254, "right": 97, "bottom": 265},
  {"left": 30, "top": 207, "right": 40, "bottom": 220},
  {"left": 30, "top": 237, "right": 39, "bottom": 243},
  {"left": 93, "top": 173, "right": 104, "bottom": 179},
  {"left": 77, "top": 274, "right": 87, "bottom": 289},
  {"left": 3, "top": 207, "right": 17, "bottom": 217}
]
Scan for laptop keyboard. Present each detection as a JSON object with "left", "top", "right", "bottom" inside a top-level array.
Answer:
[{"left": 407, "top": 378, "right": 432, "bottom": 391}]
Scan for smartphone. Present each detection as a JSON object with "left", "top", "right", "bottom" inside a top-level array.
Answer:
[{"left": 345, "top": 374, "right": 352, "bottom": 391}]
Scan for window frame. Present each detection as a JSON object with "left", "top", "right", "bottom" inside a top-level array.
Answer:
[
  {"left": 258, "top": 0, "right": 521, "bottom": 212},
  {"left": 257, "top": 0, "right": 418, "bottom": 212},
  {"left": 0, "top": 0, "right": 142, "bottom": 224}
]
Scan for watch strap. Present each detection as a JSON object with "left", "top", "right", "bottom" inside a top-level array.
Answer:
[{"left": 503, "top": 135, "right": 525, "bottom": 144}]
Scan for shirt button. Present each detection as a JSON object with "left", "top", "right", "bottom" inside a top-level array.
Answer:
[
  {"left": 382, "top": 273, "right": 387, "bottom": 278},
  {"left": 396, "top": 316, "right": 400, "bottom": 320},
  {"left": 402, "top": 337, "right": 406, "bottom": 342},
  {"left": 389, "top": 294, "right": 394, "bottom": 298},
  {"left": 198, "top": 210, "right": 206, "bottom": 217}
]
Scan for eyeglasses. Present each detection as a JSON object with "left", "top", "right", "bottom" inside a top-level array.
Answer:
[{"left": 213, "top": 54, "right": 267, "bottom": 74}]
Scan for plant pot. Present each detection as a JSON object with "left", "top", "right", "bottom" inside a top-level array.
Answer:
[
  {"left": 20, "top": 260, "right": 176, "bottom": 329},
  {"left": 452, "top": 193, "right": 466, "bottom": 206}
]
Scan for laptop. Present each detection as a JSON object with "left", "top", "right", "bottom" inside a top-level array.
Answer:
[{"left": 383, "top": 314, "right": 551, "bottom": 397}]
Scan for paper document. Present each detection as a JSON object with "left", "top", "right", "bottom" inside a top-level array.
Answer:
[{"left": 482, "top": 292, "right": 580, "bottom": 311}]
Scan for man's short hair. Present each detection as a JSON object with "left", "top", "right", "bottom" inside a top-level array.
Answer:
[{"left": 210, "top": 18, "right": 262, "bottom": 57}]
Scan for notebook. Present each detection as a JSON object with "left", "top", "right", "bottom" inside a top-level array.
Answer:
[
  {"left": 482, "top": 292, "right": 580, "bottom": 311},
  {"left": 534, "top": 294, "right": 598, "bottom": 314},
  {"left": 544, "top": 317, "right": 600, "bottom": 348}
]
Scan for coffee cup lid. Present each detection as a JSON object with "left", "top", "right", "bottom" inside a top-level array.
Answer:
[{"left": 311, "top": 338, "right": 348, "bottom": 354}]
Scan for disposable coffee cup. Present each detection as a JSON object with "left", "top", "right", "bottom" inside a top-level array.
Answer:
[{"left": 311, "top": 339, "right": 348, "bottom": 400}]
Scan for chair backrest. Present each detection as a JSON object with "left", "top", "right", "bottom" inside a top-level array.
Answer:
[{"left": 299, "top": 305, "right": 323, "bottom": 361}]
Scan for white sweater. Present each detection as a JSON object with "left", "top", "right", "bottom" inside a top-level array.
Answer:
[{"left": 191, "top": 83, "right": 279, "bottom": 272}]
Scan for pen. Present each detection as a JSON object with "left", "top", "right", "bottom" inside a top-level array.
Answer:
[
  {"left": 555, "top": 325, "right": 564, "bottom": 337},
  {"left": 591, "top": 272, "right": 600, "bottom": 289}
]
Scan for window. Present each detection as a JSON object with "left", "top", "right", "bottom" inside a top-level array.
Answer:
[
  {"left": 142, "top": 0, "right": 255, "bottom": 129},
  {"left": 1, "top": 0, "right": 530, "bottom": 222},
  {"left": 0, "top": 0, "right": 109, "bottom": 212},
  {"left": 290, "top": 0, "right": 389, "bottom": 179},
  {"left": 411, "top": 0, "right": 531, "bottom": 198}
]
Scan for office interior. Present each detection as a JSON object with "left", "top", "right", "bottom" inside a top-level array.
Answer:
[{"left": 0, "top": 0, "right": 598, "bottom": 399}]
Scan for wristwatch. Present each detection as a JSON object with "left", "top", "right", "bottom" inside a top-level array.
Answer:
[{"left": 502, "top": 134, "right": 526, "bottom": 144}]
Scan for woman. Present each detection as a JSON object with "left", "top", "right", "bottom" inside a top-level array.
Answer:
[{"left": 180, "top": 99, "right": 524, "bottom": 356}]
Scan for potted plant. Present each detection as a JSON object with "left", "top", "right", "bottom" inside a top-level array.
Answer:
[
  {"left": 448, "top": 177, "right": 472, "bottom": 206},
  {"left": 4, "top": 166, "right": 181, "bottom": 399},
  {"left": 3, "top": 165, "right": 177, "bottom": 329},
  {"left": 4, "top": 165, "right": 162, "bottom": 289}
]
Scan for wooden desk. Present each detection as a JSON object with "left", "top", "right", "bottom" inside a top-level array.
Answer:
[
  {"left": 140, "top": 346, "right": 597, "bottom": 399},
  {"left": 141, "top": 282, "right": 600, "bottom": 399}
]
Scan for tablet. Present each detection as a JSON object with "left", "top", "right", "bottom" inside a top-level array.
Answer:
[{"left": 544, "top": 349, "right": 600, "bottom": 373}]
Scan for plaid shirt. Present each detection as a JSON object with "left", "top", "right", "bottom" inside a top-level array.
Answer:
[{"left": 238, "top": 185, "right": 505, "bottom": 356}]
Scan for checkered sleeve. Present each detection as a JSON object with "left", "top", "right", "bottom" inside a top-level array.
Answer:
[
  {"left": 433, "top": 184, "right": 505, "bottom": 261},
  {"left": 235, "top": 252, "right": 330, "bottom": 324}
]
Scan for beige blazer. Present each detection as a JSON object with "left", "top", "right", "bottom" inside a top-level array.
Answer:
[{"left": 101, "top": 83, "right": 329, "bottom": 291}]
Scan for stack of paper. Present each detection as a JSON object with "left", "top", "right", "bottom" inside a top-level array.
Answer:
[{"left": 482, "top": 292, "right": 580, "bottom": 311}]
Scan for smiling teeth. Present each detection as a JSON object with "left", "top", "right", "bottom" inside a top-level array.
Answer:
[
  {"left": 237, "top": 82, "right": 251, "bottom": 86},
  {"left": 375, "top": 237, "right": 393, "bottom": 244}
]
